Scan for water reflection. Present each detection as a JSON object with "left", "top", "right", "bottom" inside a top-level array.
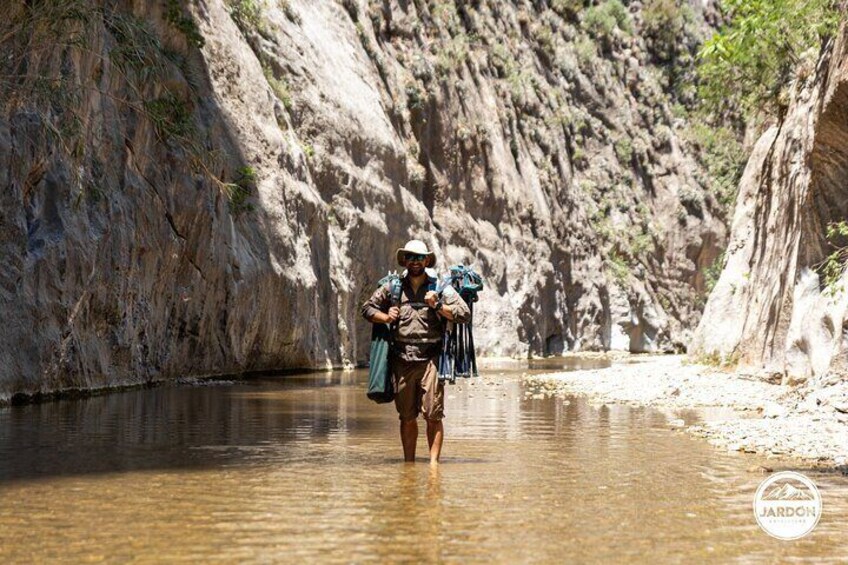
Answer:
[
  {"left": 0, "top": 373, "right": 380, "bottom": 482},
  {"left": 0, "top": 362, "right": 846, "bottom": 563}
]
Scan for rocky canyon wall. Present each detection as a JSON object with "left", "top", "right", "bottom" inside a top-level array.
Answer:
[
  {"left": 0, "top": 0, "right": 726, "bottom": 400},
  {"left": 690, "top": 22, "right": 848, "bottom": 385}
]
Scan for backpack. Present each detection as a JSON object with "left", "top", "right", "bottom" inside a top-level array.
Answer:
[
  {"left": 436, "top": 265, "right": 484, "bottom": 383},
  {"left": 366, "top": 273, "right": 402, "bottom": 403}
]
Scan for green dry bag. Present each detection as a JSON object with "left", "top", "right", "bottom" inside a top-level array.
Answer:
[{"left": 367, "top": 323, "right": 394, "bottom": 403}]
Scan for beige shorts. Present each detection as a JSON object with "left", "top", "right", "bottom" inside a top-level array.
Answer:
[{"left": 392, "top": 357, "right": 444, "bottom": 421}]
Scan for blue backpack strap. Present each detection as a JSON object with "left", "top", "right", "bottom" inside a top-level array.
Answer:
[
  {"left": 427, "top": 275, "right": 438, "bottom": 293},
  {"left": 377, "top": 272, "right": 403, "bottom": 306}
]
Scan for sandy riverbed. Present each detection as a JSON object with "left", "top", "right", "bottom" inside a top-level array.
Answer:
[{"left": 524, "top": 355, "right": 848, "bottom": 470}]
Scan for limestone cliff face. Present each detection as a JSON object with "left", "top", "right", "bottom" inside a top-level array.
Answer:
[
  {"left": 0, "top": 0, "right": 725, "bottom": 399},
  {"left": 690, "top": 24, "right": 848, "bottom": 384}
]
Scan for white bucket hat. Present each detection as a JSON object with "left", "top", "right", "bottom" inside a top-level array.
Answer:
[{"left": 396, "top": 239, "right": 436, "bottom": 268}]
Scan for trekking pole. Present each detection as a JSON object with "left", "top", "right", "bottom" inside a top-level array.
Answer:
[
  {"left": 459, "top": 318, "right": 468, "bottom": 377},
  {"left": 451, "top": 323, "right": 459, "bottom": 382},
  {"left": 465, "top": 324, "right": 474, "bottom": 377},
  {"left": 439, "top": 326, "right": 452, "bottom": 382},
  {"left": 454, "top": 316, "right": 465, "bottom": 377},
  {"left": 441, "top": 327, "right": 450, "bottom": 383},
  {"left": 467, "top": 301, "right": 478, "bottom": 377},
  {"left": 390, "top": 272, "right": 402, "bottom": 318}
]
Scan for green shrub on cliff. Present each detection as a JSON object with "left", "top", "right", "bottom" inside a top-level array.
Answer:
[
  {"left": 532, "top": 23, "right": 556, "bottom": 59},
  {"left": 226, "top": 0, "right": 270, "bottom": 35},
  {"left": 684, "top": 121, "right": 746, "bottom": 208},
  {"left": 435, "top": 32, "right": 470, "bottom": 76},
  {"left": 698, "top": 0, "right": 840, "bottom": 117},
  {"left": 614, "top": 137, "right": 633, "bottom": 164},
  {"left": 573, "top": 34, "right": 597, "bottom": 69},
  {"left": 582, "top": 0, "right": 632, "bottom": 40},
  {"left": 262, "top": 63, "right": 293, "bottom": 111},
  {"left": 642, "top": 0, "right": 696, "bottom": 63},
  {"left": 820, "top": 221, "right": 848, "bottom": 295},
  {"left": 225, "top": 166, "right": 257, "bottom": 214},
  {"left": 606, "top": 252, "right": 631, "bottom": 284},
  {"left": 551, "top": 0, "right": 586, "bottom": 22},
  {"left": 144, "top": 94, "right": 195, "bottom": 142},
  {"left": 106, "top": 12, "right": 164, "bottom": 74},
  {"left": 703, "top": 251, "right": 727, "bottom": 293},
  {"left": 164, "top": 0, "right": 204, "bottom": 48}
]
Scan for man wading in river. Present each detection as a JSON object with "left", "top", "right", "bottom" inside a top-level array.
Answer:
[{"left": 362, "top": 240, "right": 470, "bottom": 464}]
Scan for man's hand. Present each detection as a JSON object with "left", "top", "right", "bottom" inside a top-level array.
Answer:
[
  {"left": 425, "top": 291, "right": 439, "bottom": 309},
  {"left": 386, "top": 306, "right": 400, "bottom": 323},
  {"left": 368, "top": 306, "right": 399, "bottom": 324}
]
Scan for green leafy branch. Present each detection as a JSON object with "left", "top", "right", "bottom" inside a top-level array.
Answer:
[
  {"left": 818, "top": 220, "right": 848, "bottom": 296},
  {"left": 697, "top": 0, "right": 840, "bottom": 119}
]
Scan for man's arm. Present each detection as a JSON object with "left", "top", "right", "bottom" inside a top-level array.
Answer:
[
  {"left": 425, "top": 287, "right": 470, "bottom": 322},
  {"left": 368, "top": 308, "right": 400, "bottom": 324},
  {"left": 361, "top": 284, "right": 399, "bottom": 324}
]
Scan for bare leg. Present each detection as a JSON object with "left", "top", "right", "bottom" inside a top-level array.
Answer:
[
  {"left": 400, "top": 419, "right": 418, "bottom": 462},
  {"left": 425, "top": 419, "right": 444, "bottom": 464}
]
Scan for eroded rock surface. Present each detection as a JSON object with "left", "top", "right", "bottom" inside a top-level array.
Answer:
[
  {"left": 0, "top": 0, "right": 726, "bottom": 399},
  {"left": 690, "top": 23, "right": 848, "bottom": 386}
]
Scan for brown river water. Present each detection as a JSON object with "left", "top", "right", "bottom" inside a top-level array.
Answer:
[{"left": 1, "top": 357, "right": 846, "bottom": 563}]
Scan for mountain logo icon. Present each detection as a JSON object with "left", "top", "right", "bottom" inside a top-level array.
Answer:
[{"left": 761, "top": 481, "right": 815, "bottom": 501}]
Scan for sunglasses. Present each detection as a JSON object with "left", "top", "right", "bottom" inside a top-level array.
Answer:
[{"left": 405, "top": 253, "right": 427, "bottom": 262}]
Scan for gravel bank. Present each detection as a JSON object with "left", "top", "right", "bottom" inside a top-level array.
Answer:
[{"left": 525, "top": 355, "right": 848, "bottom": 470}]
